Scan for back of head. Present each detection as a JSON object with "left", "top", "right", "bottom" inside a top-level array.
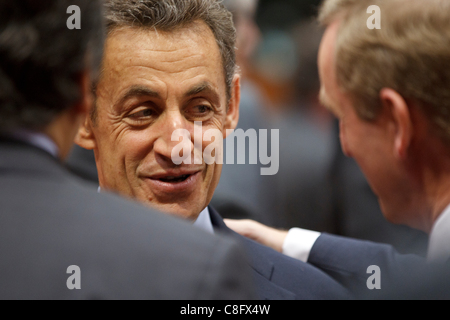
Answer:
[
  {"left": 103, "top": 0, "right": 236, "bottom": 100},
  {"left": 0, "top": 0, "right": 104, "bottom": 131},
  {"left": 318, "top": 0, "right": 450, "bottom": 142}
]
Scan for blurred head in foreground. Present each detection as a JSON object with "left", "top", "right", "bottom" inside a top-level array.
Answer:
[{"left": 0, "top": 0, "right": 104, "bottom": 159}]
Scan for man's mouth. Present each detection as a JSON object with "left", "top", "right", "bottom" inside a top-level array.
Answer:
[
  {"left": 141, "top": 169, "right": 203, "bottom": 198},
  {"left": 147, "top": 170, "right": 202, "bottom": 186},
  {"left": 143, "top": 170, "right": 202, "bottom": 195},
  {"left": 157, "top": 174, "right": 191, "bottom": 183}
]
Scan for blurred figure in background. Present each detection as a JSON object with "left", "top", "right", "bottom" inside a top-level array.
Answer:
[
  {"left": 225, "top": 0, "right": 427, "bottom": 255},
  {"left": 228, "top": 1, "right": 337, "bottom": 230},
  {"left": 211, "top": 0, "right": 270, "bottom": 222},
  {"left": 215, "top": 0, "right": 336, "bottom": 231},
  {"left": 264, "top": 18, "right": 336, "bottom": 231}
]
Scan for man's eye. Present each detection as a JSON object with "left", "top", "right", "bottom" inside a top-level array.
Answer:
[
  {"left": 195, "top": 105, "right": 211, "bottom": 114},
  {"left": 128, "top": 108, "right": 154, "bottom": 119},
  {"left": 124, "top": 108, "right": 157, "bottom": 127},
  {"left": 190, "top": 104, "right": 214, "bottom": 116},
  {"left": 186, "top": 105, "right": 213, "bottom": 121}
]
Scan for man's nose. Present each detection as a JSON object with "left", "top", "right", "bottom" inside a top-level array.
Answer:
[{"left": 153, "top": 110, "right": 193, "bottom": 163}]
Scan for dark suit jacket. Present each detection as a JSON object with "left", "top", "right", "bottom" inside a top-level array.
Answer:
[
  {"left": 0, "top": 139, "right": 256, "bottom": 300},
  {"left": 208, "top": 207, "right": 351, "bottom": 300},
  {"left": 308, "top": 233, "right": 428, "bottom": 298},
  {"left": 371, "top": 262, "right": 450, "bottom": 300}
]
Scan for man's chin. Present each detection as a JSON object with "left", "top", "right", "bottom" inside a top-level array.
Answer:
[{"left": 140, "top": 200, "right": 201, "bottom": 222}]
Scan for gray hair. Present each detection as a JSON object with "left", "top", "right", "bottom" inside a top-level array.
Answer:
[
  {"left": 318, "top": 0, "right": 450, "bottom": 142},
  {"left": 103, "top": 0, "right": 237, "bottom": 100}
]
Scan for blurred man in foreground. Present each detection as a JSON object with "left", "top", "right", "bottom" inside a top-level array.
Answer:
[
  {"left": 76, "top": 0, "right": 350, "bottom": 300},
  {"left": 226, "top": 0, "right": 450, "bottom": 298},
  {"left": 0, "top": 0, "right": 256, "bottom": 299}
]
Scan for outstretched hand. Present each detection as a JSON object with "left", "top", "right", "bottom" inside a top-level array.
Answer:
[{"left": 224, "top": 219, "right": 288, "bottom": 253}]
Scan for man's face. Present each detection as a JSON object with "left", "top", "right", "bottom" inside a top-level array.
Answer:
[
  {"left": 318, "top": 22, "right": 417, "bottom": 225},
  {"left": 78, "top": 21, "right": 239, "bottom": 220}
]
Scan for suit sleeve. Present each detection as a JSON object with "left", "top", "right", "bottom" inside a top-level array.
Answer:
[{"left": 307, "top": 233, "right": 427, "bottom": 296}]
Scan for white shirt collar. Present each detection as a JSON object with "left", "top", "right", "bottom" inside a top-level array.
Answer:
[
  {"left": 7, "top": 129, "right": 59, "bottom": 158},
  {"left": 193, "top": 207, "right": 214, "bottom": 234},
  {"left": 427, "top": 203, "right": 450, "bottom": 263}
]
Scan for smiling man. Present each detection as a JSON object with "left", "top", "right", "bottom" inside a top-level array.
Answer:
[
  {"left": 81, "top": 19, "right": 234, "bottom": 220},
  {"left": 76, "top": 0, "right": 350, "bottom": 300}
]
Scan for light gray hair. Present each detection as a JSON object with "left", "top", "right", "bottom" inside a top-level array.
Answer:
[{"left": 318, "top": 0, "right": 450, "bottom": 142}]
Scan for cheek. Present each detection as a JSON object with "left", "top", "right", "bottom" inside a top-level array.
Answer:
[
  {"left": 201, "top": 118, "right": 225, "bottom": 150},
  {"left": 98, "top": 125, "right": 153, "bottom": 169},
  {"left": 204, "top": 163, "right": 223, "bottom": 204},
  {"left": 200, "top": 129, "right": 224, "bottom": 198},
  {"left": 125, "top": 132, "right": 155, "bottom": 158}
]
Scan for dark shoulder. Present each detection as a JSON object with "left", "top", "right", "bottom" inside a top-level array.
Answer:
[{"left": 0, "top": 168, "right": 252, "bottom": 299}]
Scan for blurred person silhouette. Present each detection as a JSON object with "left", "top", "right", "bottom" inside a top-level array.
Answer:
[
  {"left": 211, "top": 0, "right": 271, "bottom": 222},
  {"left": 217, "top": 0, "right": 338, "bottom": 229},
  {"left": 74, "top": 0, "right": 350, "bottom": 300},
  {"left": 245, "top": 15, "right": 337, "bottom": 229},
  {"left": 0, "top": 0, "right": 256, "bottom": 299},
  {"left": 226, "top": 0, "right": 450, "bottom": 298},
  {"left": 266, "top": 18, "right": 336, "bottom": 230}
]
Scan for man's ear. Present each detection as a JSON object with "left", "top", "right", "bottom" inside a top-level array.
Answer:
[
  {"left": 380, "top": 88, "right": 413, "bottom": 160},
  {"left": 71, "top": 69, "right": 97, "bottom": 150},
  {"left": 74, "top": 114, "right": 97, "bottom": 150},
  {"left": 223, "top": 74, "right": 241, "bottom": 139},
  {"left": 76, "top": 70, "right": 94, "bottom": 116}
]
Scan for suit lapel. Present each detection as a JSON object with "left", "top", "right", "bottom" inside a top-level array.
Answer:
[{"left": 208, "top": 206, "right": 296, "bottom": 300}]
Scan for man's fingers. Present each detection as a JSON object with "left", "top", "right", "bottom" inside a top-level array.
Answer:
[
  {"left": 224, "top": 219, "right": 261, "bottom": 240},
  {"left": 224, "top": 219, "right": 288, "bottom": 252}
]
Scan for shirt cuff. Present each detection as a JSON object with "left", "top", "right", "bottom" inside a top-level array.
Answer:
[{"left": 282, "top": 228, "right": 321, "bottom": 263}]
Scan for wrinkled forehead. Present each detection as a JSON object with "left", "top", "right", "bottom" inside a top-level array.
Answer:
[
  {"left": 105, "top": 24, "right": 222, "bottom": 77},
  {"left": 103, "top": 22, "right": 220, "bottom": 68},
  {"left": 93, "top": 22, "right": 228, "bottom": 112}
]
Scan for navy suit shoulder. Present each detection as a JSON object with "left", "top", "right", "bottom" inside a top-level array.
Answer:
[
  {"left": 208, "top": 207, "right": 350, "bottom": 300},
  {"left": 0, "top": 140, "right": 256, "bottom": 299},
  {"left": 308, "top": 233, "right": 427, "bottom": 296}
]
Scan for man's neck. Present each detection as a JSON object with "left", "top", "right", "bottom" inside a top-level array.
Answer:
[
  {"left": 5, "top": 129, "right": 59, "bottom": 158},
  {"left": 42, "top": 107, "right": 84, "bottom": 160}
]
